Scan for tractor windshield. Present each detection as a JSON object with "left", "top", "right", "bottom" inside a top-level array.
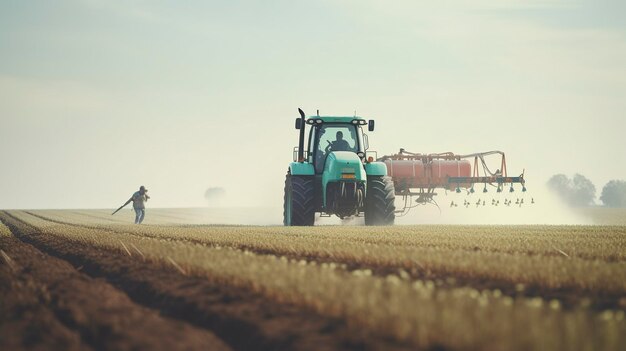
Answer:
[{"left": 312, "top": 124, "right": 363, "bottom": 173}]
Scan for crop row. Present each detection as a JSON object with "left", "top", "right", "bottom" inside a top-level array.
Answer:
[
  {"left": 4, "top": 210, "right": 625, "bottom": 351},
  {"left": 0, "top": 222, "right": 10, "bottom": 236}
]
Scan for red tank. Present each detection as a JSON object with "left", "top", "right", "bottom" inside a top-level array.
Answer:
[{"left": 384, "top": 159, "right": 471, "bottom": 191}]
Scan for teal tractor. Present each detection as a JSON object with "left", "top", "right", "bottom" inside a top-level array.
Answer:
[{"left": 283, "top": 109, "right": 396, "bottom": 226}]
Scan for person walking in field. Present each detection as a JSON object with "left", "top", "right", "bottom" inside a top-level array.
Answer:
[
  {"left": 112, "top": 186, "right": 150, "bottom": 224},
  {"left": 129, "top": 186, "right": 150, "bottom": 224}
]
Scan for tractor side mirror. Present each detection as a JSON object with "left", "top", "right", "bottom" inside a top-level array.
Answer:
[
  {"left": 368, "top": 120, "right": 375, "bottom": 132},
  {"left": 295, "top": 118, "right": 302, "bottom": 130}
]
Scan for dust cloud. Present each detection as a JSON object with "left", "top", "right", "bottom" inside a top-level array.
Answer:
[{"left": 393, "top": 184, "right": 591, "bottom": 225}]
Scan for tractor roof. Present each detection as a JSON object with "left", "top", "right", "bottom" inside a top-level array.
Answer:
[{"left": 307, "top": 116, "right": 367, "bottom": 123}]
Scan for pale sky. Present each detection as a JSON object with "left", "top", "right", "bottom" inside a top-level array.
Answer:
[{"left": 1, "top": 0, "right": 625, "bottom": 209}]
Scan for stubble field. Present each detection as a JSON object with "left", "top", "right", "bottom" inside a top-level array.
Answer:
[{"left": 0, "top": 209, "right": 624, "bottom": 350}]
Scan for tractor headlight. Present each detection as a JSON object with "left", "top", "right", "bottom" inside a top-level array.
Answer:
[
  {"left": 307, "top": 119, "right": 324, "bottom": 125},
  {"left": 357, "top": 151, "right": 365, "bottom": 158}
]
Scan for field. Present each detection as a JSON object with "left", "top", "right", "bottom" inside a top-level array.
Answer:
[{"left": 1, "top": 209, "right": 625, "bottom": 351}]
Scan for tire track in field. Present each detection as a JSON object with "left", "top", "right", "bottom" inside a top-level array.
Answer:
[
  {"left": 2, "top": 211, "right": 411, "bottom": 351},
  {"left": 0, "top": 216, "right": 231, "bottom": 351},
  {"left": 20, "top": 210, "right": 626, "bottom": 310}
]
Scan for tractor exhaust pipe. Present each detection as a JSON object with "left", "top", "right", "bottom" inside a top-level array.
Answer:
[{"left": 297, "top": 108, "right": 306, "bottom": 162}]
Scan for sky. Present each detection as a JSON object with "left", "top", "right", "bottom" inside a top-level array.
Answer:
[{"left": 0, "top": 0, "right": 625, "bottom": 209}]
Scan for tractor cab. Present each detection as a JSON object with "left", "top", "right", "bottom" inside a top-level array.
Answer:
[{"left": 304, "top": 117, "right": 370, "bottom": 173}]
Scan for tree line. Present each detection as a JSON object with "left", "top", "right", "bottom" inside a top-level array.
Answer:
[{"left": 547, "top": 174, "right": 626, "bottom": 207}]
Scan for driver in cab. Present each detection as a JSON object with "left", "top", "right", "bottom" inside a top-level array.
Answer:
[{"left": 325, "top": 131, "right": 351, "bottom": 152}]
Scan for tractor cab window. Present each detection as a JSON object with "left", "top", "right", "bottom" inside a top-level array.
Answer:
[{"left": 313, "top": 124, "right": 360, "bottom": 173}]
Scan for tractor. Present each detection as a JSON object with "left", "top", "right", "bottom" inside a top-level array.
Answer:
[{"left": 283, "top": 109, "right": 396, "bottom": 226}]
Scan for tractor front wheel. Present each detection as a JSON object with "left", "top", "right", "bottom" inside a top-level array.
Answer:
[
  {"left": 364, "top": 176, "right": 395, "bottom": 226},
  {"left": 283, "top": 174, "right": 315, "bottom": 226}
]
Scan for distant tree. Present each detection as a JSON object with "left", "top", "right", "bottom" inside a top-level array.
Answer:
[
  {"left": 600, "top": 180, "right": 626, "bottom": 207},
  {"left": 204, "top": 187, "right": 226, "bottom": 206},
  {"left": 547, "top": 174, "right": 596, "bottom": 207},
  {"left": 570, "top": 174, "right": 596, "bottom": 206},
  {"left": 547, "top": 174, "right": 570, "bottom": 198}
]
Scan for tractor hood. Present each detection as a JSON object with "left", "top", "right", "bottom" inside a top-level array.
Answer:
[{"left": 323, "top": 151, "right": 365, "bottom": 183}]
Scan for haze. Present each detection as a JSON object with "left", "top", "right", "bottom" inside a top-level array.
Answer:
[{"left": 1, "top": 0, "right": 625, "bottom": 210}]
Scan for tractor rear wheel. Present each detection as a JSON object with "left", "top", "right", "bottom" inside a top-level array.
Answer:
[
  {"left": 364, "top": 176, "right": 395, "bottom": 226},
  {"left": 283, "top": 174, "right": 315, "bottom": 226}
]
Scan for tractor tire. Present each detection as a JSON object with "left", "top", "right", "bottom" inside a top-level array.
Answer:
[
  {"left": 364, "top": 176, "right": 396, "bottom": 226},
  {"left": 283, "top": 174, "right": 315, "bottom": 226}
]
